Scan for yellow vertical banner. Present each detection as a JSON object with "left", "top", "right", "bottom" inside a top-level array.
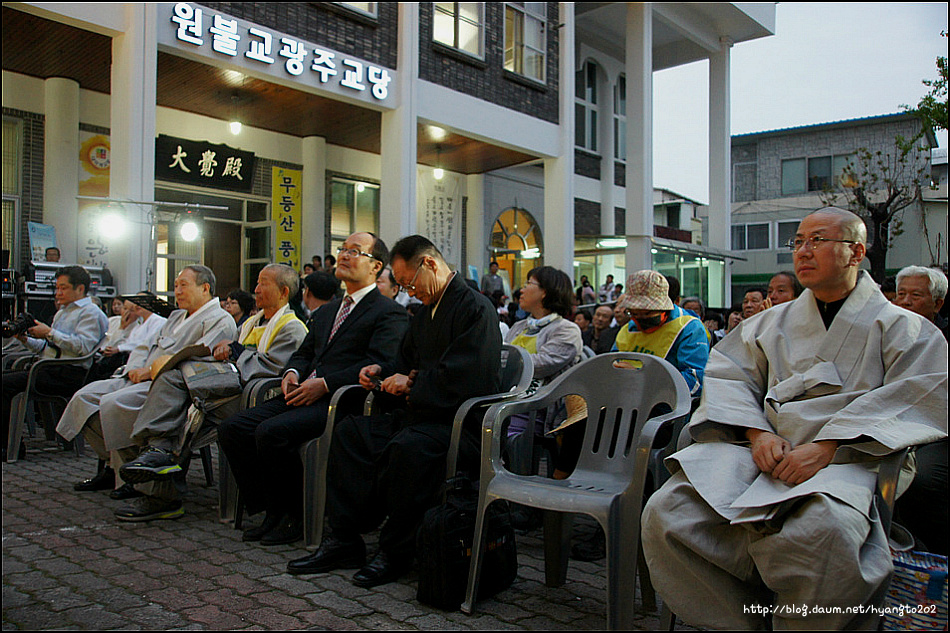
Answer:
[{"left": 272, "top": 166, "right": 302, "bottom": 272}]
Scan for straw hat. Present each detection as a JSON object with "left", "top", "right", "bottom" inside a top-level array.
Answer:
[{"left": 616, "top": 270, "right": 674, "bottom": 312}]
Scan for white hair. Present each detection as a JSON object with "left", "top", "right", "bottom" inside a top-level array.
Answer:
[{"left": 896, "top": 265, "right": 948, "bottom": 301}]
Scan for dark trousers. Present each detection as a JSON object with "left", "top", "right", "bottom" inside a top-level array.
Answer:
[
  {"left": 326, "top": 411, "right": 479, "bottom": 563},
  {"left": 218, "top": 394, "right": 330, "bottom": 518},
  {"left": 895, "top": 438, "right": 949, "bottom": 555},
  {"left": 2, "top": 365, "right": 87, "bottom": 448}
]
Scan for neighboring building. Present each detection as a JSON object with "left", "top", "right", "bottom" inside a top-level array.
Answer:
[
  {"left": 723, "top": 112, "right": 946, "bottom": 304},
  {"left": 2, "top": 3, "right": 775, "bottom": 305}
]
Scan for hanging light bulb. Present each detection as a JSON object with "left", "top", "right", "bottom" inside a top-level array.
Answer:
[
  {"left": 180, "top": 221, "right": 200, "bottom": 242},
  {"left": 433, "top": 145, "right": 444, "bottom": 180},
  {"left": 229, "top": 120, "right": 242, "bottom": 135}
]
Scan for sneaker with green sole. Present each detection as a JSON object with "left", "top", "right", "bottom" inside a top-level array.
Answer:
[
  {"left": 114, "top": 496, "right": 184, "bottom": 522},
  {"left": 119, "top": 447, "right": 182, "bottom": 484}
]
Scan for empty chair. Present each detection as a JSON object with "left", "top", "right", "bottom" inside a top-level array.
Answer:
[{"left": 462, "top": 352, "right": 691, "bottom": 630}]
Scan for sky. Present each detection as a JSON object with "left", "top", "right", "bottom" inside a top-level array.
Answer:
[{"left": 652, "top": 2, "right": 949, "bottom": 204}]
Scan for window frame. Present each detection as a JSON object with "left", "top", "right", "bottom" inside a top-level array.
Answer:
[
  {"left": 613, "top": 74, "right": 626, "bottom": 162},
  {"left": 504, "top": 2, "right": 547, "bottom": 84},
  {"left": 732, "top": 222, "right": 771, "bottom": 251},
  {"left": 781, "top": 154, "right": 856, "bottom": 195},
  {"left": 575, "top": 60, "right": 598, "bottom": 153},
  {"left": 433, "top": 2, "right": 485, "bottom": 59}
]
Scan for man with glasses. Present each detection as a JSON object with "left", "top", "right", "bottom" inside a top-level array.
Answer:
[
  {"left": 219, "top": 233, "right": 408, "bottom": 546},
  {"left": 642, "top": 207, "right": 948, "bottom": 629},
  {"left": 287, "top": 234, "right": 501, "bottom": 588}
]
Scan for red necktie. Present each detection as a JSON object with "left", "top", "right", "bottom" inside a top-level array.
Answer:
[{"left": 328, "top": 295, "right": 354, "bottom": 342}]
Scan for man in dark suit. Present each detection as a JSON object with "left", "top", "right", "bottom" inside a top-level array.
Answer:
[
  {"left": 287, "top": 235, "right": 501, "bottom": 588},
  {"left": 218, "top": 232, "right": 408, "bottom": 546}
]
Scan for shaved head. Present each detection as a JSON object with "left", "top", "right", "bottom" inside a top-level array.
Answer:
[{"left": 811, "top": 206, "right": 867, "bottom": 244}]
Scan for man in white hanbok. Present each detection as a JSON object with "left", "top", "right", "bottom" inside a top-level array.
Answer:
[
  {"left": 642, "top": 207, "right": 948, "bottom": 630},
  {"left": 57, "top": 266, "right": 235, "bottom": 503}
]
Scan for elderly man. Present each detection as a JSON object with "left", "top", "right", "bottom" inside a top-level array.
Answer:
[
  {"left": 288, "top": 235, "right": 501, "bottom": 588},
  {"left": 642, "top": 207, "right": 948, "bottom": 629},
  {"left": 741, "top": 286, "right": 769, "bottom": 318},
  {"left": 893, "top": 265, "right": 949, "bottom": 555},
  {"left": 57, "top": 265, "right": 236, "bottom": 519},
  {"left": 3, "top": 265, "right": 108, "bottom": 460},
  {"left": 895, "top": 265, "right": 948, "bottom": 341},
  {"left": 767, "top": 271, "right": 802, "bottom": 306},
  {"left": 113, "top": 264, "right": 308, "bottom": 521},
  {"left": 219, "top": 233, "right": 408, "bottom": 546}
]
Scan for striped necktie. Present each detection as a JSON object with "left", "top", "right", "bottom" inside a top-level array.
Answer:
[{"left": 328, "top": 295, "right": 354, "bottom": 341}]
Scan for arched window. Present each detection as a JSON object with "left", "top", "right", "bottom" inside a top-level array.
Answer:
[{"left": 490, "top": 207, "right": 543, "bottom": 290}]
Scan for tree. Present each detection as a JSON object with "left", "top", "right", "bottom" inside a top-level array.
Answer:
[
  {"left": 820, "top": 138, "right": 930, "bottom": 284},
  {"left": 904, "top": 31, "right": 948, "bottom": 135}
]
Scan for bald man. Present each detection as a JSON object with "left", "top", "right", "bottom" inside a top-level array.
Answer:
[{"left": 642, "top": 207, "right": 948, "bottom": 629}]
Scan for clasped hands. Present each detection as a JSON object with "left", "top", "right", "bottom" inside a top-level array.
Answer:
[
  {"left": 358, "top": 364, "right": 417, "bottom": 397},
  {"left": 746, "top": 428, "right": 837, "bottom": 485}
]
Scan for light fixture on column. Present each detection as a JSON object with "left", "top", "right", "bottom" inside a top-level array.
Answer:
[
  {"left": 433, "top": 145, "right": 444, "bottom": 180},
  {"left": 97, "top": 203, "right": 127, "bottom": 240}
]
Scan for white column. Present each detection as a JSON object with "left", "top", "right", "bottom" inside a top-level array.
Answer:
[
  {"left": 624, "top": 3, "right": 653, "bottom": 273},
  {"left": 542, "top": 2, "right": 576, "bottom": 272},
  {"left": 465, "top": 173, "right": 485, "bottom": 278},
  {"left": 708, "top": 38, "right": 733, "bottom": 294},
  {"left": 599, "top": 69, "right": 615, "bottom": 235},
  {"left": 43, "top": 77, "right": 80, "bottom": 263},
  {"left": 379, "top": 2, "right": 419, "bottom": 243},
  {"left": 109, "top": 3, "right": 157, "bottom": 294},
  {"left": 301, "top": 136, "right": 326, "bottom": 262}
]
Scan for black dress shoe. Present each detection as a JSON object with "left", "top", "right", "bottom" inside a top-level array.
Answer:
[
  {"left": 109, "top": 483, "right": 143, "bottom": 500},
  {"left": 286, "top": 536, "right": 365, "bottom": 575},
  {"left": 242, "top": 512, "right": 284, "bottom": 542},
  {"left": 74, "top": 467, "right": 116, "bottom": 492},
  {"left": 260, "top": 515, "right": 303, "bottom": 546},
  {"left": 351, "top": 551, "right": 410, "bottom": 588}
]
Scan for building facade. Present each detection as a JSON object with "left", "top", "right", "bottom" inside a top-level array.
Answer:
[
  {"left": 2, "top": 2, "right": 775, "bottom": 304},
  {"left": 726, "top": 112, "right": 946, "bottom": 304}
]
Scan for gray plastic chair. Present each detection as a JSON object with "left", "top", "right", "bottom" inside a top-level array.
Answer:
[
  {"left": 7, "top": 342, "right": 104, "bottom": 462},
  {"left": 461, "top": 352, "right": 691, "bottom": 631},
  {"left": 299, "top": 343, "right": 534, "bottom": 549}
]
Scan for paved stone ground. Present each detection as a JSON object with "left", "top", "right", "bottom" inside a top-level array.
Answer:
[{"left": 3, "top": 438, "right": 675, "bottom": 631}]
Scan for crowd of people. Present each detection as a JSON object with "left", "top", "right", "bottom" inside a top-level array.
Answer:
[{"left": 1, "top": 206, "right": 947, "bottom": 628}]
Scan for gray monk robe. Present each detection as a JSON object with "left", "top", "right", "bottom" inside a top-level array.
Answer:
[
  {"left": 129, "top": 303, "right": 307, "bottom": 450},
  {"left": 642, "top": 271, "right": 948, "bottom": 630},
  {"left": 56, "top": 299, "right": 236, "bottom": 455}
]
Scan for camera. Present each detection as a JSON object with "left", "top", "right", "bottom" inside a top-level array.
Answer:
[{"left": 2, "top": 312, "right": 36, "bottom": 338}]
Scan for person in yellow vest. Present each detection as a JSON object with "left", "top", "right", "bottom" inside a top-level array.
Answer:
[
  {"left": 613, "top": 270, "right": 709, "bottom": 399},
  {"left": 113, "top": 264, "right": 308, "bottom": 521}
]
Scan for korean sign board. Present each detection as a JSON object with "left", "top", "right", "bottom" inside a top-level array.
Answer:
[
  {"left": 159, "top": 3, "right": 396, "bottom": 108},
  {"left": 156, "top": 134, "right": 256, "bottom": 192},
  {"left": 272, "top": 167, "right": 303, "bottom": 272}
]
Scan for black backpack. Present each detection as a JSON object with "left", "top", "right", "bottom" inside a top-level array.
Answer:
[{"left": 416, "top": 476, "right": 517, "bottom": 610}]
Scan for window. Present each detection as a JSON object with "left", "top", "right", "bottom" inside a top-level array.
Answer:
[
  {"left": 335, "top": 2, "right": 377, "bottom": 17},
  {"left": 330, "top": 177, "right": 379, "bottom": 254},
  {"left": 575, "top": 61, "right": 598, "bottom": 152},
  {"left": 614, "top": 75, "right": 626, "bottom": 161},
  {"left": 2, "top": 118, "right": 21, "bottom": 267},
  {"left": 732, "top": 223, "right": 770, "bottom": 251},
  {"left": 782, "top": 154, "right": 855, "bottom": 195},
  {"left": 776, "top": 220, "right": 800, "bottom": 249},
  {"left": 504, "top": 2, "right": 546, "bottom": 83},
  {"left": 433, "top": 3, "right": 484, "bottom": 57}
]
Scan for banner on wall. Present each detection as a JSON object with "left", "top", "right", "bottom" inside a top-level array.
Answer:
[
  {"left": 77, "top": 132, "right": 111, "bottom": 267},
  {"left": 27, "top": 222, "right": 57, "bottom": 261},
  {"left": 417, "top": 170, "right": 462, "bottom": 268},
  {"left": 156, "top": 134, "right": 256, "bottom": 192},
  {"left": 272, "top": 166, "right": 302, "bottom": 272}
]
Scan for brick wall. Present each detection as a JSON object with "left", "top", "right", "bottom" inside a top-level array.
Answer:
[
  {"left": 417, "top": 2, "right": 560, "bottom": 124},
  {"left": 574, "top": 198, "right": 600, "bottom": 235}
]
